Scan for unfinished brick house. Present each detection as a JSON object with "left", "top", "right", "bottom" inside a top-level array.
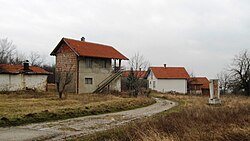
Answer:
[
  {"left": 188, "top": 77, "right": 210, "bottom": 95},
  {"left": 50, "top": 37, "right": 128, "bottom": 94}
]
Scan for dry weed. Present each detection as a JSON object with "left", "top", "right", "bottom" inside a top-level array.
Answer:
[{"left": 83, "top": 93, "right": 250, "bottom": 141}]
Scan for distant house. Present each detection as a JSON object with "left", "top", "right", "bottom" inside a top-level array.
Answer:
[
  {"left": 50, "top": 37, "right": 128, "bottom": 94},
  {"left": 147, "top": 65, "right": 190, "bottom": 93},
  {"left": 122, "top": 70, "right": 147, "bottom": 79},
  {"left": 188, "top": 77, "right": 210, "bottom": 95},
  {"left": 0, "top": 62, "right": 50, "bottom": 91},
  {"left": 121, "top": 70, "right": 147, "bottom": 91}
]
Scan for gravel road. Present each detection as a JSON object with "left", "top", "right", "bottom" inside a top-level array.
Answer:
[{"left": 0, "top": 98, "right": 177, "bottom": 141}]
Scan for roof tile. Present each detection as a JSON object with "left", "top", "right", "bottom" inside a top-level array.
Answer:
[
  {"left": 0, "top": 64, "right": 50, "bottom": 74},
  {"left": 150, "top": 67, "right": 190, "bottom": 79},
  {"left": 51, "top": 38, "right": 128, "bottom": 60},
  {"left": 122, "top": 71, "right": 147, "bottom": 78},
  {"left": 189, "top": 77, "right": 209, "bottom": 89}
]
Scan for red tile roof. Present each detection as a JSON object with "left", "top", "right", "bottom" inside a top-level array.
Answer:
[
  {"left": 122, "top": 70, "right": 147, "bottom": 78},
  {"left": 0, "top": 64, "right": 50, "bottom": 74},
  {"left": 51, "top": 38, "right": 128, "bottom": 60},
  {"left": 189, "top": 77, "right": 209, "bottom": 89},
  {"left": 150, "top": 67, "right": 190, "bottom": 79}
]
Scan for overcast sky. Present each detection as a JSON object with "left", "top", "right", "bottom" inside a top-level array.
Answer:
[{"left": 1, "top": 0, "right": 250, "bottom": 78}]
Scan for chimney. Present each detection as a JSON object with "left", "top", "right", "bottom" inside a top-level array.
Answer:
[
  {"left": 164, "top": 64, "right": 166, "bottom": 68},
  {"left": 23, "top": 60, "right": 29, "bottom": 71},
  {"left": 81, "top": 37, "right": 85, "bottom": 41}
]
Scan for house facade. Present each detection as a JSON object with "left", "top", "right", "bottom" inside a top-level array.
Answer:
[
  {"left": 188, "top": 77, "right": 210, "bottom": 95},
  {"left": 50, "top": 37, "right": 128, "bottom": 94},
  {"left": 0, "top": 62, "right": 50, "bottom": 91},
  {"left": 147, "top": 66, "right": 190, "bottom": 94}
]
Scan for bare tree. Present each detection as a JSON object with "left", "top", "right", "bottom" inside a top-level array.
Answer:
[
  {"left": 0, "top": 38, "right": 16, "bottom": 64},
  {"left": 229, "top": 49, "right": 250, "bottom": 96},
  {"left": 217, "top": 71, "right": 230, "bottom": 94},
  {"left": 187, "top": 71, "right": 196, "bottom": 94},
  {"left": 29, "top": 51, "right": 45, "bottom": 67},
  {"left": 55, "top": 67, "right": 73, "bottom": 99},
  {"left": 129, "top": 52, "right": 150, "bottom": 73},
  {"left": 13, "top": 51, "right": 27, "bottom": 65},
  {"left": 127, "top": 52, "right": 150, "bottom": 97}
]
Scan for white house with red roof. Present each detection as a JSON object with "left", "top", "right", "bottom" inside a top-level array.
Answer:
[
  {"left": 147, "top": 65, "right": 190, "bottom": 94},
  {"left": 50, "top": 37, "right": 128, "bottom": 94},
  {"left": 0, "top": 61, "right": 50, "bottom": 91}
]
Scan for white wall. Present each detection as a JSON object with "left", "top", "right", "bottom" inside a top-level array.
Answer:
[
  {"left": 0, "top": 74, "right": 23, "bottom": 91},
  {"left": 0, "top": 74, "right": 48, "bottom": 91},
  {"left": 25, "top": 75, "right": 48, "bottom": 91},
  {"left": 147, "top": 71, "right": 157, "bottom": 90},
  {"left": 147, "top": 71, "right": 187, "bottom": 94},
  {"left": 157, "top": 79, "right": 187, "bottom": 93}
]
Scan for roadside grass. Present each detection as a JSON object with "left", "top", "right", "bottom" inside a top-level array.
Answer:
[
  {"left": 0, "top": 92, "right": 155, "bottom": 127},
  {"left": 80, "top": 93, "right": 250, "bottom": 141}
]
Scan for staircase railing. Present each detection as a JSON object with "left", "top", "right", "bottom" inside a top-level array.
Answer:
[{"left": 93, "top": 70, "right": 122, "bottom": 93}]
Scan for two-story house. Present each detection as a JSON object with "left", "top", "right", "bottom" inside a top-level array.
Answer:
[{"left": 50, "top": 37, "right": 128, "bottom": 94}]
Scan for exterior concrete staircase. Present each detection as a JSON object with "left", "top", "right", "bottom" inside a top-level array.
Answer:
[{"left": 93, "top": 70, "right": 122, "bottom": 93}]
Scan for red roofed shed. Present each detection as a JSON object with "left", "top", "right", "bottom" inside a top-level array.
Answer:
[
  {"left": 188, "top": 77, "right": 210, "bottom": 95},
  {"left": 0, "top": 63, "right": 50, "bottom": 91}
]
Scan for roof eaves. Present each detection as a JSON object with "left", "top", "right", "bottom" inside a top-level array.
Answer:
[
  {"left": 24, "top": 72, "right": 51, "bottom": 75},
  {"left": 50, "top": 38, "right": 79, "bottom": 56},
  {"left": 157, "top": 77, "right": 188, "bottom": 79},
  {"left": 0, "top": 72, "right": 20, "bottom": 74},
  {"left": 62, "top": 38, "right": 80, "bottom": 56},
  {"left": 50, "top": 38, "right": 64, "bottom": 56}
]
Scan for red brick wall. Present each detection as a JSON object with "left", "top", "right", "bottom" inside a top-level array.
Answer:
[{"left": 55, "top": 44, "right": 77, "bottom": 93}]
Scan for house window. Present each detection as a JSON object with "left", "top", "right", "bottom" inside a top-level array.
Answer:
[
  {"left": 153, "top": 81, "right": 156, "bottom": 88},
  {"left": 85, "top": 58, "right": 92, "bottom": 68},
  {"left": 85, "top": 78, "right": 93, "bottom": 84},
  {"left": 151, "top": 73, "right": 153, "bottom": 79}
]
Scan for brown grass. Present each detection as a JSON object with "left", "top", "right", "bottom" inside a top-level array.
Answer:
[
  {"left": 0, "top": 92, "right": 116, "bottom": 118},
  {"left": 82, "top": 93, "right": 250, "bottom": 141},
  {"left": 0, "top": 91, "right": 155, "bottom": 126}
]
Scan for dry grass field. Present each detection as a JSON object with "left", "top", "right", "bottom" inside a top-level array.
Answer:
[
  {"left": 0, "top": 91, "right": 155, "bottom": 127},
  {"left": 83, "top": 93, "right": 250, "bottom": 141}
]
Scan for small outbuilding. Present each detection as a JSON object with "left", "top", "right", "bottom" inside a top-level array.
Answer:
[
  {"left": 188, "top": 77, "right": 210, "bottom": 95},
  {"left": 0, "top": 62, "right": 50, "bottom": 91},
  {"left": 147, "top": 65, "right": 190, "bottom": 94},
  {"left": 121, "top": 70, "right": 148, "bottom": 91}
]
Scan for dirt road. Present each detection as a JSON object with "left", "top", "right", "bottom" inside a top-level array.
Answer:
[{"left": 0, "top": 98, "right": 177, "bottom": 141}]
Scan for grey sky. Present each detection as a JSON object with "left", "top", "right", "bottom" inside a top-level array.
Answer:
[{"left": 1, "top": 0, "right": 250, "bottom": 78}]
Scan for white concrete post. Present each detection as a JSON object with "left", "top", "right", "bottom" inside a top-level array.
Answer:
[
  {"left": 217, "top": 81, "right": 220, "bottom": 99},
  {"left": 209, "top": 79, "right": 221, "bottom": 105},
  {"left": 209, "top": 80, "right": 214, "bottom": 99}
]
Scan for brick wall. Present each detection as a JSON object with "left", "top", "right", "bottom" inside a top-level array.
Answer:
[{"left": 55, "top": 44, "right": 77, "bottom": 93}]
